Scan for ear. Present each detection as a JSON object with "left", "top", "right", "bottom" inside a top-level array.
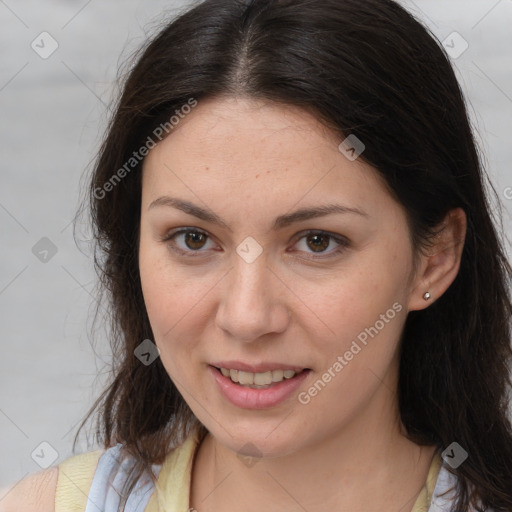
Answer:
[{"left": 408, "top": 207, "right": 467, "bottom": 311}]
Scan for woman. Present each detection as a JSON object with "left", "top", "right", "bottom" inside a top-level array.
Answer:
[{"left": 4, "top": 0, "right": 511, "bottom": 510}]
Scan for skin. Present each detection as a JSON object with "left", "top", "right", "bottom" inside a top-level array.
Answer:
[
  {"left": 0, "top": 467, "right": 57, "bottom": 511},
  {"left": 138, "top": 96, "right": 466, "bottom": 512}
]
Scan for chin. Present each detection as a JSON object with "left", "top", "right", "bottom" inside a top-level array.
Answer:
[{"left": 205, "top": 418, "right": 309, "bottom": 459}]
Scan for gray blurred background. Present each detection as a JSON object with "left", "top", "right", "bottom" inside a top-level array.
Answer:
[{"left": 1, "top": 0, "right": 511, "bottom": 490}]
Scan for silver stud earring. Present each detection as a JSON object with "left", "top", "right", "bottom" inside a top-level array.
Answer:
[{"left": 423, "top": 291, "right": 431, "bottom": 301}]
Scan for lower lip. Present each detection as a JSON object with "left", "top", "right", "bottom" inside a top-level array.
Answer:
[{"left": 209, "top": 366, "right": 311, "bottom": 410}]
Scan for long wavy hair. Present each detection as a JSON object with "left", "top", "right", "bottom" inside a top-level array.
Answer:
[{"left": 75, "top": 0, "right": 512, "bottom": 510}]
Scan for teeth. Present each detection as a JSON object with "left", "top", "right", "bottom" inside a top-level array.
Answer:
[
  {"left": 271, "top": 369, "right": 284, "bottom": 382},
  {"left": 237, "top": 371, "right": 254, "bottom": 385},
  {"left": 254, "top": 371, "right": 272, "bottom": 385},
  {"left": 219, "top": 367, "right": 302, "bottom": 386}
]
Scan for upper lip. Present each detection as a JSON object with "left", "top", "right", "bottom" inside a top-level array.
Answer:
[{"left": 211, "top": 361, "right": 309, "bottom": 373}]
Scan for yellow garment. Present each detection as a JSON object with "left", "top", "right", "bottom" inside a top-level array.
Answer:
[
  {"left": 55, "top": 449, "right": 103, "bottom": 512},
  {"left": 55, "top": 431, "right": 442, "bottom": 512},
  {"left": 412, "top": 452, "right": 443, "bottom": 512},
  {"left": 145, "top": 429, "right": 202, "bottom": 512}
]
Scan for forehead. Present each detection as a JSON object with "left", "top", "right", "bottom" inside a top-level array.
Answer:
[
  {"left": 141, "top": 96, "right": 397, "bottom": 222},
  {"left": 148, "top": 97, "right": 340, "bottom": 166}
]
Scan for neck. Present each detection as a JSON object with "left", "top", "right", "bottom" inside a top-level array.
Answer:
[{"left": 190, "top": 385, "right": 437, "bottom": 512}]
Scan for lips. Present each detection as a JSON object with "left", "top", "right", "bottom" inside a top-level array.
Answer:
[
  {"left": 210, "top": 360, "right": 307, "bottom": 373},
  {"left": 210, "top": 360, "right": 309, "bottom": 388},
  {"left": 209, "top": 363, "right": 311, "bottom": 409}
]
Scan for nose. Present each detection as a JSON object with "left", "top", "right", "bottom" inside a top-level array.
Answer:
[{"left": 215, "top": 254, "right": 291, "bottom": 342}]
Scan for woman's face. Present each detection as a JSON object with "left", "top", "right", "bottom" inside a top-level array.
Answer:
[{"left": 139, "top": 96, "right": 421, "bottom": 457}]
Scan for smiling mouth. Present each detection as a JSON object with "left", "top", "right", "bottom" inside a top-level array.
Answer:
[{"left": 213, "top": 366, "right": 310, "bottom": 389}]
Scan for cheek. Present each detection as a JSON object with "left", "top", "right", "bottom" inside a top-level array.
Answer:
[
  {"left": 295, "top": 248, "right": 411, "bottom": 389},
  {"left": 300, "top": 251, "right": 409, "bottom": 342},
  {"left": 139, "top": 257, "right": 195, "bottom": 382},
  {"left": 300, "top": 274, "right": 407, "bottom": 425},
  {"left": 139, "top": 235, "right": 187, "bottom": 341},
  {"left": 138, "top": 233, "right": 215, "bottom": 365}
]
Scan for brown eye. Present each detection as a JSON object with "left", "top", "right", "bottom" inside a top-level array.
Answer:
[
  {"left": 184, "top": 231, "right": 208, "bottom": 250},
  {"left": 292, "top": 230, "right": 350, "bottom": 259},
  {"left": 162, "top": 228, "right": 216, "bottom": 256},
  {"left": 306, "top": 233, "right": 330, "bottom": 252}
]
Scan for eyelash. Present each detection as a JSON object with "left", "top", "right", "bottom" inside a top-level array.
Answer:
[{"left": 160, "top": 228, "right": 350, "bottom": 260}]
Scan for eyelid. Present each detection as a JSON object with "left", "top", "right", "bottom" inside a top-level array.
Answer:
[
  {"left": 161, "top": 227, "right": 350, "bottom": 258},
  {"left": 290, "top": 229, "right": 349, "bottom": 247},
  {"left": 289, "top": 230, "right": 350, "bottom": 259},
  {"left": 160, "top": 227, "right": 217, "bottom": 256}
]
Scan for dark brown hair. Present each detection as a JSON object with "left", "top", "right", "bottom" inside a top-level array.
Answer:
[{"left": 75, "top": 0, "right": 512, "bottom": 510}]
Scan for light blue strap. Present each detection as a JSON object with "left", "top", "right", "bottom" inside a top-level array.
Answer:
[
  {"left": 427, "top": 464, "right": 457, "bottom": 511},
  {"left": 84, "top": 444, "right": 161, "bottom": 512},
  {"left": 427, "top": 464, "right": 493, "bottom": 512}
]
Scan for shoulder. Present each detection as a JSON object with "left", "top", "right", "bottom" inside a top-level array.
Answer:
[
  {"left": 0, "top": 467, "right": 58, "bottom": 512},
  {"left": 0, "top": 448, "right": 104, "bottom": 512}
]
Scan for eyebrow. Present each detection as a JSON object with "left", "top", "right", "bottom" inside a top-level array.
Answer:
[{"left": 148, "top": 196, "right": 368, "bottom": 231}]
